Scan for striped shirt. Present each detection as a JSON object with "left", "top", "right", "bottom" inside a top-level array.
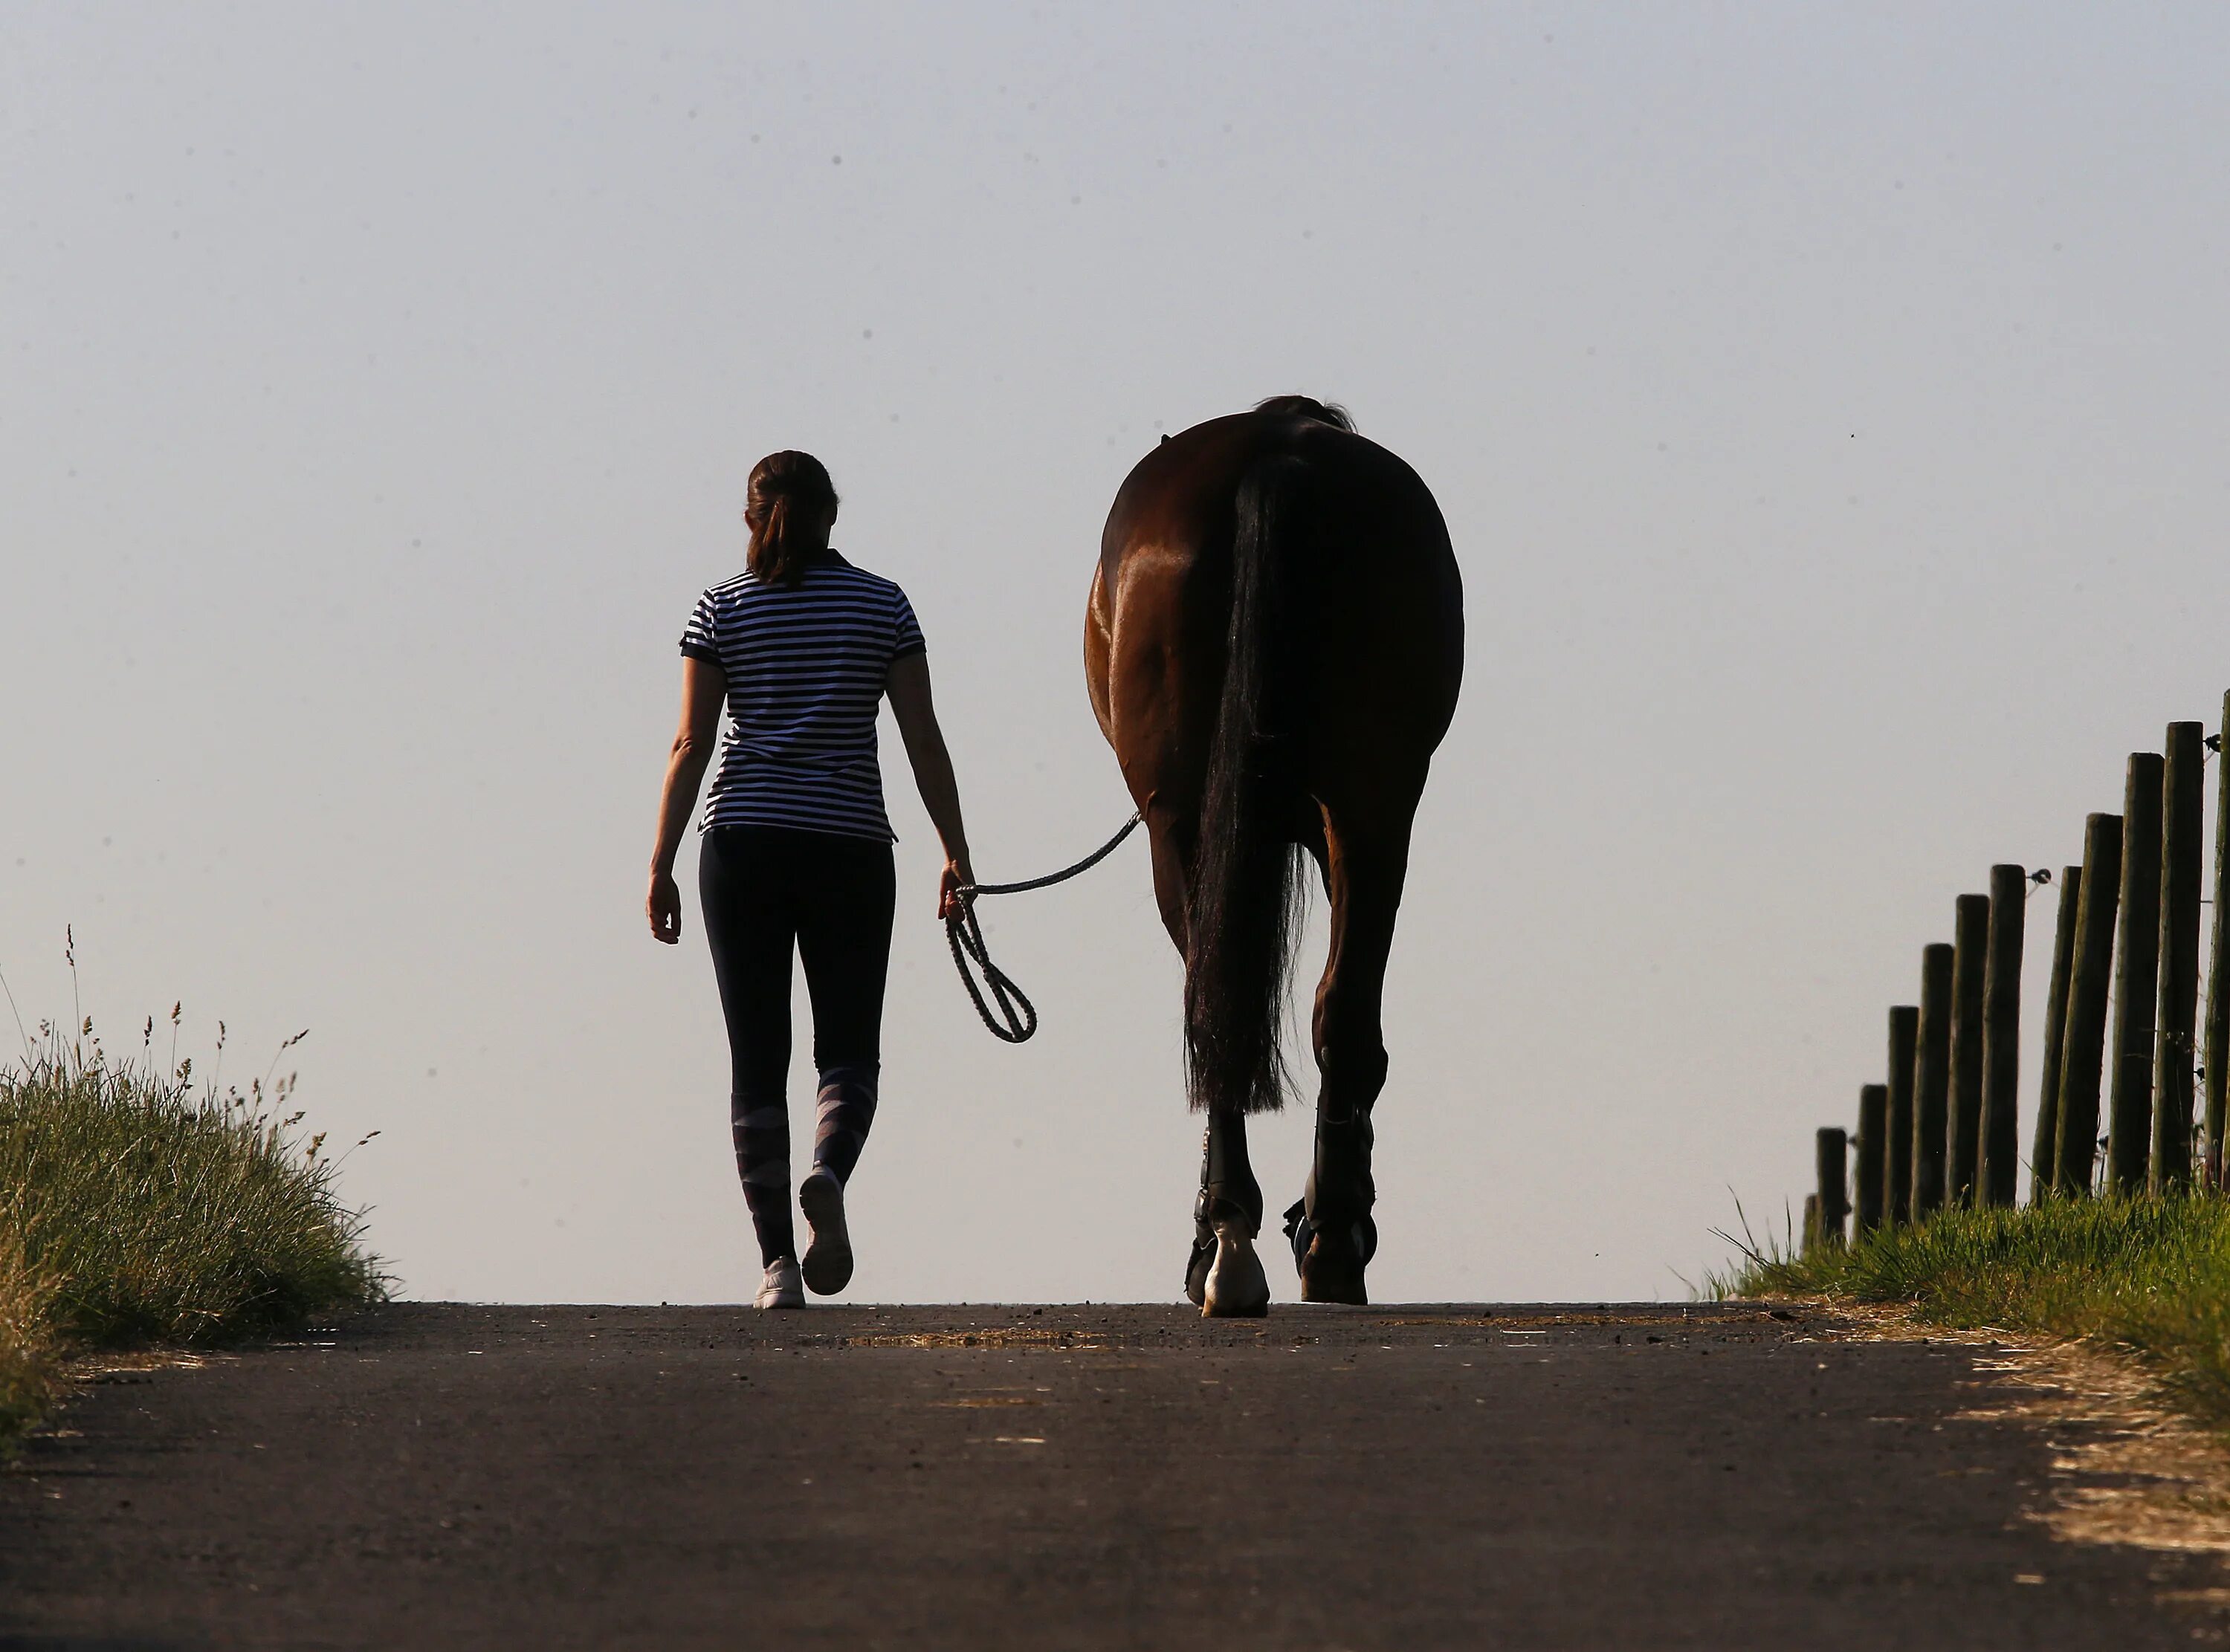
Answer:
[{"left": 679, "top": 554, "right": 925, "bottom": 841}]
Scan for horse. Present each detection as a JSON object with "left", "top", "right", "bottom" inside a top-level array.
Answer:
[{"left": 1085, "top": 396, "right": 1464, "bottom": 1316}]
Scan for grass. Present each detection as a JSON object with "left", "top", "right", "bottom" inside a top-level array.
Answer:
[
  {"left": 0, "top": 1224, "right": 59, "bottom": 1439},
  {"left": 0, "top": 1009, "right": 386, "bottom": 1441},
  {"left": 1722, "top": 1195, "right": 2230, "bottom": 1426}
]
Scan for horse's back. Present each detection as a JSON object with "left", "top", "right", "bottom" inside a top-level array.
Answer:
[{"left": 1090, "top": 410, "right": 1464, "bottom": 797}]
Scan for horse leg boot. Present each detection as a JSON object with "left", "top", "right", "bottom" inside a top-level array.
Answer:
[
  {"left": 1190, "top": 1107, "right": 1267, "bottom": 1317},
  {"left": 1290, "top": 1037, "right": 1384, "bottom": 1303}
]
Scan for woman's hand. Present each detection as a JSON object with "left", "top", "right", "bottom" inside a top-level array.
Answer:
[
  {"left": 937, "top": 856, "right": 975, "bottom": 921},
  {"left": 648, "top": 870, "right": 684, "bottom": 944}
]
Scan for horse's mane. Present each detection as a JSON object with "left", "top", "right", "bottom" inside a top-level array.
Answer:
[{"left": 1253, "top": 395, "right": 1356, "bottom": 433}]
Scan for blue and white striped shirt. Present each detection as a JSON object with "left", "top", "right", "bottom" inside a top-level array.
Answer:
[{"left": 679, "top": 555, "right": 925, "bottom": 842}]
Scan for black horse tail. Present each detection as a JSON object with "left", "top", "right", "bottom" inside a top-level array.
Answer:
[{"left": 1185, "top": 455, "right": 1314, "bottom": 1116}]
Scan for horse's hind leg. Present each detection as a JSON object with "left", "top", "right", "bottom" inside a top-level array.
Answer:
[
  {"left": 1290, "top": 803, "right": 1412, "bottom": 1305},
  {"left": 1147, "top": 811, "right": 1267, "bottom": 1313},
  {"left": 1189, "top": 1069, "right": 1267, "bottom": 1315},
  {"left": 1194, "top": 1107, "right": 1267, "bottom": 1315}
]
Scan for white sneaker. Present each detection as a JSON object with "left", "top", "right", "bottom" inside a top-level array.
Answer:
[
  {"left": 755, "top": 1257, "right": 804, "bottom": 1309},
  {"left": 798, "top": 1170, "right": 854, "bottom": 1296}
]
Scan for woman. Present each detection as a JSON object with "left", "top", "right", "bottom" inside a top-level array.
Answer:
[{"left": 647, "top": 450, "right": 973, "bottom": 1309}]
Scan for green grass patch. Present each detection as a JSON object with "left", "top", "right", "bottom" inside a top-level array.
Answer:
[
  {"left": 0, "top": 1020, "right": 385, "bottom": 1440},
  {"left": 0, "top": 1225, "right": 59, "bottom": 1439},
  {"left": 1722, "top": 1196, "right": 2230, "bottom": 1425}
]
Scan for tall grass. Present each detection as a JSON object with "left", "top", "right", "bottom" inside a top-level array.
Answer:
[
  {"left": 0, "top": 1011, "right": 385, "bottom": 1438},
  {"left": 0, "top": 1225, "right": 59, "bottom": 1438},
  {"left": 1722, "top": 1196, "right": 2230, "bottom": 1425}
]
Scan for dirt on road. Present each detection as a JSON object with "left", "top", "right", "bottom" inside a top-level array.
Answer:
[{"left": 3, "top": 1301, "right": 2225, "bottom": 1650}]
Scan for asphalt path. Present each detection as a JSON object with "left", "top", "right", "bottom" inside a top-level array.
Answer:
[{"left": 1, "top": 1301, "right": 2222, "bottom": 1650}]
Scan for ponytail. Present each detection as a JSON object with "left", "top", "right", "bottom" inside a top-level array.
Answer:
[{"left": 746, "top": 450, "right": 839, "bottom": 589}]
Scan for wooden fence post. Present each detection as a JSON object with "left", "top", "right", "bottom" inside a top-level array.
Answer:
[
  {"left": 2055, "top": 812, "right": 2124, "bottom": 1196},
  {"left": 1814, "top": 1127, "right": 1849, "bottom": 1250},
  {"left": 1979, "top": 866, "right": 2026, "bottom": 1208},
  {"left": 1948, "top": 894, "right": 1990, "bottom": 1208},
  {"left": 2208, "top": 692, "right": 2230, "bottom": 1190},
  {"left": 2108, "top": 754, "right": 2165, "bottom": 1195},
  {"left": 1855, "top": 1086, "right": 1887, "bottom": 1236},
  {"left": 2154, "top": 722, "right": 2207, "bottom": 1192},
  {"left": 1913, "top": 944, "right": 1954, "bottom": 1217},
  {"left": 1886, "top": 1006, "right": 1918, "bottom": 1227},
  {"left": 2031, "top": 865, "right": 2081, "bottom": 1202}
]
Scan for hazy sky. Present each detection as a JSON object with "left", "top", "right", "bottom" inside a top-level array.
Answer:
[{"left": 6, "top": 4, "right": 2229, "bottom": 1305}]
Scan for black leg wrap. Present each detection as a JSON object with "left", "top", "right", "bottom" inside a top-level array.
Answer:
[
  {"left": 1287, "top": 1197, "right": 1379, "bottom": 1271},
  {"left": 1201, "top": 1121, "right": 1263, "bottom": 1235},
  {"left": 1295, "top": 1100, "right": 1380, "bottom": 1298}
]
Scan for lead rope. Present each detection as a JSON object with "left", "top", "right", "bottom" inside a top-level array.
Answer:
[{"left": 946, "top": 812, "right": 1143, "bottom": 1043}]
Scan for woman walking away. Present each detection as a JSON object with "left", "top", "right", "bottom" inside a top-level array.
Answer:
[{"left": 647, "top": 450, "right": 974, "bottom": 1309}]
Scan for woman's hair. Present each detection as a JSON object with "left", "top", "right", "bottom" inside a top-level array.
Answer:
[{"left": 746, "top": 450, "right": 840, "bottom": 589}]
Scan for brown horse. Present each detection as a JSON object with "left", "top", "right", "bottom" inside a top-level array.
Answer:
[{"left": 1085, "top": 397, "right": 1464, "bottom": 1315}]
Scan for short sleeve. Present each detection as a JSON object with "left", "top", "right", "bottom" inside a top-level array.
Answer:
[
  {"left": 679, "top": 589, "right": 723, "bottom": 667},
  {"left": 891, "top": 586, "right": 925, "bottom": 661}
]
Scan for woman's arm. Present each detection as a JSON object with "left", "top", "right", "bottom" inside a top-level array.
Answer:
[
  {"left": 647, "top": 656, "right": 726, "bottom": 943},
  {"left": 886, "top": 652, "right": 975, "bottom": 917}
]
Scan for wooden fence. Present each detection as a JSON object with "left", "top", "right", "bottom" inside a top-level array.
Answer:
[{"left": 1806, "top": 698, "right": 2230, "bottom": 1250}]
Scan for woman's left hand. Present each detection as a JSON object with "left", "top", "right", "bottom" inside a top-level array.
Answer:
[
  {"left": 647, "top": 870, "right": 684, "bottom": 943},
  {"left": 937, "top": 856, "right": 975, "bottom": 921}
]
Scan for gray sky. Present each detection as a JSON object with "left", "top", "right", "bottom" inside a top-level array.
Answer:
[{"left": 5, "top": 4, "right": 2228, "bottom": 1304}]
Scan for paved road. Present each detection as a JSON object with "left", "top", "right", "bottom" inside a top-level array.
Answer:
[{"left": 0, "top": 1301, "right": 2220, "bottom": 1650}]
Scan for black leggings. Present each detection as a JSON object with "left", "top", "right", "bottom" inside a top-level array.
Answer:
[{"left": 699, "top": 825, "right": 896, "bottom": 1266}]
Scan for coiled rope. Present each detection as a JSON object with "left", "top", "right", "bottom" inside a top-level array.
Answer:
[{"left": 946, "top": 812, "right": 1143, "bottom": 1043}]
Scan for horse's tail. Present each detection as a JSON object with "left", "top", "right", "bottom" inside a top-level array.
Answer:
[{"left": 1186, "top": 454, "right": 1314, "bottom": 1116}]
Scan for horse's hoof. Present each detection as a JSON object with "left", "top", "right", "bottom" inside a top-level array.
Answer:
[
  {"left": 1299, "top": 1234, "right": 1369, "bottom": 1305},
  {"left": 1183, "top": 1231, "right": 1214, "bottom": 1309},
  {"left": 1299, "top": 1270, "right": 1368, "bottom": 1305},
  {"left": 1202, "top": 1219, "right": 1270, "bottom": 1318}
]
